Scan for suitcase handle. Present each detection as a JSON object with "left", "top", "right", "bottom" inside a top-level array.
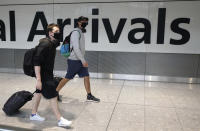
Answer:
[{"left": 33, "top": 91, "right": 36, "bottom": 94}]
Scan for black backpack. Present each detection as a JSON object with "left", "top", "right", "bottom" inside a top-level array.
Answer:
[
  {"left": 23, "top": 38, "right": 51, "bottom": 77},
  {"left": 23, "top": 48, "right": 36, "bottom": 77}
]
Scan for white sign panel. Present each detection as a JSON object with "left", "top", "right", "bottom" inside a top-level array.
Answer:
[
  {"left": 0, "top": 1, "right": 200, "bottom": 54},
  {"left": 0, "top": 4, "right": 53, "bottom": 49}
]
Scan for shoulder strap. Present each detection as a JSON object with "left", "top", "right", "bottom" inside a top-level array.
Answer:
[
  {"left": 71, "top": 30, "right": 81, "bottom": 40},
  {"left": 70, "top": 30, "right": 81, "bottom": 52}
]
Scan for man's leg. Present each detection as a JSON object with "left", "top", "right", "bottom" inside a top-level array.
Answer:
[
  {"left": 84, "top": 76, "right": 91, "bottom": 94},
  {"left": 50, "top": 97, "right": 72, "bottom": 127},
  {"left": 84, "top": 76, "right": 100, "bottom": 102},
  {"left": 32, "top": 93, "right": 42, "bottom": 114},
  {"left": 50, "top": 97, "right": 61, "bottom": 120},
  {"left": 30, "top": 93, "right": 45, "bottom": 121},
  {"left": 56, "top": 78, "right": 70, "bottom": 92}
]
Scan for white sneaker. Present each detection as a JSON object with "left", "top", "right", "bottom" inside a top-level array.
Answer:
[
  {"left": 58, "top": 117, "right": 72, "bottom": 127},
  {"left": 30, "top": 113, "right": 45, "bottom": 121}
]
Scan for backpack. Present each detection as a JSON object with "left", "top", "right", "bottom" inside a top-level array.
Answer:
[
  {"left": 23, "top": 48, "right": 36, "bottom": 77},
  {"left": 60, "top": 30, "right": 81, "bottom": 57},
  {"left": 23, "top": 38, "right": 51, "bottom": 77}
]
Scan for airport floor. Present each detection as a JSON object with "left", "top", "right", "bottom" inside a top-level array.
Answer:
[{"left": 0, "top": 73, "right": 200, "bottom": 131}]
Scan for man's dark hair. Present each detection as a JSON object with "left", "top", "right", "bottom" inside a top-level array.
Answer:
[
  {"left": 75, "top": 16, "right": 89, "bottom": 27},
  {"left": 46, "top": 23, "right": 59, "bottom": 34},
  {"left": 77, "top": 16, "right": 89, "bottom": 22}
]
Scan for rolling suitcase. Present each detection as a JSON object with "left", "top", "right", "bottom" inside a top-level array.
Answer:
[
  {"left": 2, "top": 90, "right": 35, "bottom": 116},
  {"left": 2, "top": 77, "right": 62, "bottom": 115}
]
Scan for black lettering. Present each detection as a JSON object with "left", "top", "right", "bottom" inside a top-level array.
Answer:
[
  {"left": 57, "top": 18, "right": 71, "bottom": 41},
  {"left": 9, "top": 11, "right": 16, "bottom": 41},
  {"left": 92, "top": 8, "right": 99, "bottom": 43},
  {"left": 157, "top": 8, "right": 166, "bottom": 44},
  {"left": 74, "top": 19, "right": 78, "bottom": 28},
  {"left": 92, "top": 19, "right": 98, "bottom": 43},
  {"left": 27, "top": 12, "right": 48, "bottom": 41},
  {"left": 128, "top": 18, "right": 151, "bottom": 44},
  {"left": 0, "top": 20, "right": 6, "bottom": 41},
  {"left": 102, "top": 18, "right": 127, "bottom": 43},
  {"left": 170, "top": 18, "right": 190, "bottom": 45},
  {"left": 92, "top": 8, "right": 99, "bottom": 15}
]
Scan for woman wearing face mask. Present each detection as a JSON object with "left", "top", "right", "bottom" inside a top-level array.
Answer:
[{"left": 56, "top": 16, "right": 100, "bottom": 102}]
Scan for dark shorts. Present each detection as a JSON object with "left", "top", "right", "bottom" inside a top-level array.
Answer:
[
  {"left": 35, "top": 77, "right": 62, "bottom": 99},
  {"left": 65, "top": 59, "right": 89, "bottom": 79},
  {"left": 41, "top": 80, "right": 58, "bottom": 99}
]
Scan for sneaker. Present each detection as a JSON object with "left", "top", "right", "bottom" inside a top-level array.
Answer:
[
  {"left": 30, "top": 113, "right": 45, "bottom": 121},
  {"left": 58, "top": 117, "right": 72, "bottom": 127},
  {"left": 87, "top": 94, "right": 100, "bottom": 102}
]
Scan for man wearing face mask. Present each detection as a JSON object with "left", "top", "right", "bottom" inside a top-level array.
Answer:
[
  {"left": 56, "top": 16, "right": 100, "bottom": 102},
  {"left": 30, "top": 23, "right": 72, "bottom": 127}
]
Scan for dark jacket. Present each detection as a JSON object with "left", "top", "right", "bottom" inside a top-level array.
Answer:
[{"left": 33, "top": 37, "right": 60, "bottom": 81}]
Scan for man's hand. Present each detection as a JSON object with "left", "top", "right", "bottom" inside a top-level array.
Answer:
[
  {"left": 82, "top": 62, "right": 88, "bottom": 67},
  {"left": 36, "top": 80, "right": 42, "bottom": 91}
]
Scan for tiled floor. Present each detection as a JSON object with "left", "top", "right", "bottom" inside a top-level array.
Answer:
[{"left": 0, "top": 73, "right": 200, "bottom": 131}]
